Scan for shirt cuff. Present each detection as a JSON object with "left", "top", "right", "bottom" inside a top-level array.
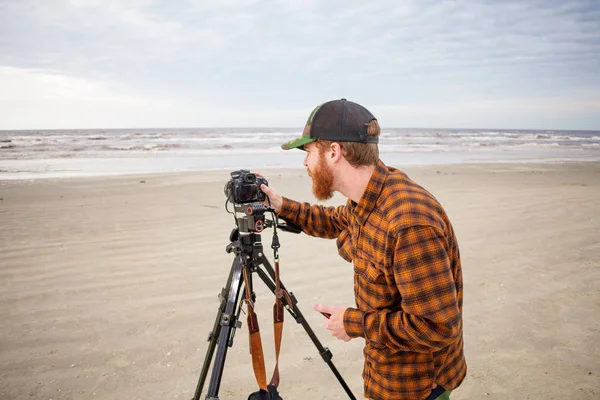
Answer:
[
  {"left": 343, "top": 307, "right": 365, "bottom": 338},
  {"left": 278, "top": 196, "right": 299, "bottom": 220}
]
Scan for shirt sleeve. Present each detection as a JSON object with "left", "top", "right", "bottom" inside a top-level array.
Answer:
[
  {"left": 344, "top": 225, "right": 462, "bottom": 352},
  {"left": 278, "top": 197, "right": 350, "bottom": 239}
]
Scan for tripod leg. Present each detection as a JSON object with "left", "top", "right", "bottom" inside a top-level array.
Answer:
[
  {"left": 204, "top": 254, "right": 246, "bottom": 400},
  {"left": 254, "top": 255, "right": 358, "bottom": 400},
  {"left": 192, "top": 261, "right": 238, "bottom": 400}
]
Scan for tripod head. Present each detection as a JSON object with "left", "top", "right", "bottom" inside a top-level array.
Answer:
[
  {"left": 226, "top": 202, "right": 301, "bottom": 260},
  {"left": 229, "top": 203, "right": 301, "bottom": 235}
]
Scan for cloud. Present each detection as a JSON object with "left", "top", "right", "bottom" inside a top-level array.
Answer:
[
  {"left": 2, "top": 66, "right": 597, "bottom": 130},
  {"left": 371, "top": 96, "right": 600, "bottom": 129},
  {"left": 0, "top": 0, "right": 599, "bottom": 129},
  {"left": 0, "top": 66, "right": 172, "bottom": 128},
  {"left": 0, "top": 66, "right": 311, "bottom": 129}
]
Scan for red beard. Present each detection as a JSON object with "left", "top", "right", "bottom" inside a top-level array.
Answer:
[{"left": 310, "top": 150, "right": 335, "bottom": 200}]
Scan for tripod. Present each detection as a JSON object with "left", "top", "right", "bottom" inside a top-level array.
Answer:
[{"left": 192, "top": 205, "right": 356, "bottom": 400}]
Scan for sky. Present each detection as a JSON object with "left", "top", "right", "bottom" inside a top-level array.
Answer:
[{"left": 1, "top": 0, "right": 599, "bottom": 130}]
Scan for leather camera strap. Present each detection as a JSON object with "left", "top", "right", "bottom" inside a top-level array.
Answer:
[
  {"left": 270, "top": 259, "right": 284, "bottom": 387},
  {"left": 243, "top": 267, "right": 268, "bottom": 391},
  {"left": 243, "top": 259, "right": 290, "bottom": 392}
]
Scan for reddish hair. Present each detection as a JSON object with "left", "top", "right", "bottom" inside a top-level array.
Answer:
[{"left": 313, "top": 119, "right": 380, "bottom": 167}]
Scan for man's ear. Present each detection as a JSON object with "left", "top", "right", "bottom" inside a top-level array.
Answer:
[{"left": 329, "top": 142, "right": 343, "bottom": 162}]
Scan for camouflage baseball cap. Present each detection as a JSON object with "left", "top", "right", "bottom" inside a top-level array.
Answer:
[{"left": 281, "top": 98, "right": 378, "bottom": 151}]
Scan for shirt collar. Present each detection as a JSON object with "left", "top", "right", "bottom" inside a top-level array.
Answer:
[{"left": 348, "top": 159, "right": 388, "bottom": 225}]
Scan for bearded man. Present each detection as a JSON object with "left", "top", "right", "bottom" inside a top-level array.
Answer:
[{"left": 260, "top": 99, "right": 466, "bottom": 400}]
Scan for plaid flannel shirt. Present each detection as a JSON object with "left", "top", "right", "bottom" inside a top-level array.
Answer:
[{"left": 278, "top": 160, "right": 467, "bottom": 400}]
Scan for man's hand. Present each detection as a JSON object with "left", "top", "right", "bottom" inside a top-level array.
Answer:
[
  {"left": 314, "top": 304, "right": 352, "bottom": 342},
  {"left": 260, "top": 184, "right": 283, "bottom": 213}
]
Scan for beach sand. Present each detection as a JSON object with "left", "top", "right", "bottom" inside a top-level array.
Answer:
[{"left": 1, "top": 162, "right": 599, "bottom": 399}]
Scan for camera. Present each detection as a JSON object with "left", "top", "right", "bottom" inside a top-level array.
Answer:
[{"left": 224, "top": 170, "right": 268, "bottom": 204}]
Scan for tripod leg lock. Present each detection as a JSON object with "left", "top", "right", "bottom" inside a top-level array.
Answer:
[
  {"left": 320, "top": 347, "right": 333, "bottom": 363},
  {"left": 286, "top": 292, "right": 298, "bottom": 306},
  {"left": 220, "top": 313, "right": 239, "bottom": 327}
]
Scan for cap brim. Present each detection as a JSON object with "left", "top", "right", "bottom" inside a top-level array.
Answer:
[{"left": 281, "top": 135, "right": 314, "bottom": 150}]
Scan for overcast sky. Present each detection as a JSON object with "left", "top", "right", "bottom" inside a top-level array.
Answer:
[{"left": 1, "top": 0, "right": 599, "bottom": 130}]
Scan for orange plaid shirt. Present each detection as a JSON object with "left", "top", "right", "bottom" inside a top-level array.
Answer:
[{"left": 279, "top": 160, "right": 467, "bottom": 400}]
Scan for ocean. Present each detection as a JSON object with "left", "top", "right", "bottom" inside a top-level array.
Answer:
[{"left": 1, "top": 127, "right": 599, "bottom": 180}]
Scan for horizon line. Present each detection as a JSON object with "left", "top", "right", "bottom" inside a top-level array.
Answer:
[{"left": 1, "top": 126, "right": 599, "bottom": 133}]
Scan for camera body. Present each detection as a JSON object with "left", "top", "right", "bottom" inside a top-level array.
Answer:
[{"left": 224, "top": 170, "right": 268, "bottom": 204}]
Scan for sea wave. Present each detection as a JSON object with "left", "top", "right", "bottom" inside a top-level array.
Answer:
[
  {"left": 1, "top": 128, "right": 599, "bottom": 165},
  {"left": 101, "top": 143, "right": 183, "bottom": 151}
]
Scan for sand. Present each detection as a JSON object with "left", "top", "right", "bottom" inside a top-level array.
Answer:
[{"left": 1, "top": 162, "right": 599, "bottom": 400}]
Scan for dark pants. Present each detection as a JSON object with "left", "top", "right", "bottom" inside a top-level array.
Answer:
[{"left": 426, "top": 387, "right": 451, "bottom": 400}]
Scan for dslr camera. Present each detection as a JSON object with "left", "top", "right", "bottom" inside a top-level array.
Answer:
[{"left": 224, "top": 170, "right": 268, "bottom": 204}]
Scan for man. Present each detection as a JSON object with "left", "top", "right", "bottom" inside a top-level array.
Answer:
[{"left": 260, "top": 99, "right": 466, "bottom": 400}]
